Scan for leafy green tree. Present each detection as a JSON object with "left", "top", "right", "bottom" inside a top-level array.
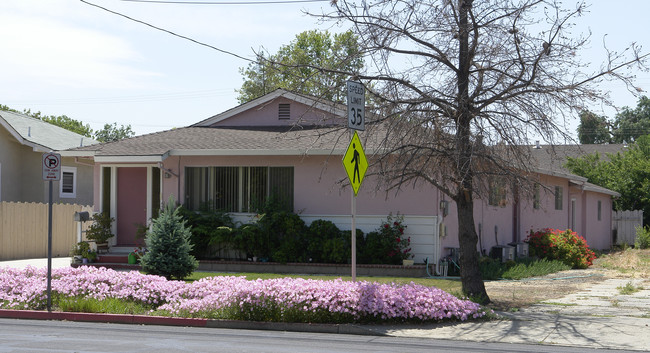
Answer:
[
  {"left": 140, "top": 197, "right": 198, "bottom": 280},
  {"left": 565, "top": 135, "right": 650, "bottom": 225},
  {"left": 1, "top": 104, "right": 93, "bottom": 137},
  {"left": 577, "top": 110, "right": 611, "bottom": 144},
  {"left": 94, "top": 123, "right": 135, "bottom": 143},
  {"left": 237, "top": 29, "right": 364, "bottom": 103},
  {"left": 612, "top": 96, "right": 650, "bottom": 143}
]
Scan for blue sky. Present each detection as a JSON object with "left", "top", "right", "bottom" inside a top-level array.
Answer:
[{"left": 1, "top": 0, "right": 648, "bottom": 138}]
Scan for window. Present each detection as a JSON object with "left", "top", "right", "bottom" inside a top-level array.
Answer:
[
  {"left": 278, "top": 103, "right": 290, "bottom": 119},
  {"left": 597, "top": 200, "right": 602, "bottom": 221},
  {"left": 60, "top": 166, "right": 77, "bottom": 198},
  {"left": 533, "top": 184, "right": 540, "bottom": 210},
  {"left": 488, "top": 178, "right": 507, "bottom": 207},
  {"left": 554, "top": 186, "right": 563, "bottom": 210},
  {"left": 185, "top": 166, "right": 293, "bottom": 212}
]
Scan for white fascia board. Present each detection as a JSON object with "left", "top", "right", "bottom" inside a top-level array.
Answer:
[
  {"left": 534, "top": 167, "right": 587, "bottom": 182},
  {"left": 1, "top": 118, "right": 50, "bottom": 152},
  {"left": 94, "top": 155, "right": 164, "bottom": 163},
  {"left": 583, "top": 184, "right": 621, "bottom": 197},
  {"left": 168, "top": 148, "right": 347, "bottom": 157},
  {"left": 0, "top": 117, "right": 25, "bottom": 144},
  {"left": 58, "top": 150, "right": 96, "bottom": 157}
]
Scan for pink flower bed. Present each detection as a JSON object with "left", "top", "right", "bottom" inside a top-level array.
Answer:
[{"left": 0, "top": 266, "right": 487, "bottom": 323}]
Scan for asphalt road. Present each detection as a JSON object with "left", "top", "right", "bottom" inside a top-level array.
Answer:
[{"left": 0, "top": 319, "right": 640, "bottom": 353}]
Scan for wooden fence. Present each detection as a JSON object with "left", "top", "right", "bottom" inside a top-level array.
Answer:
[
  {"left": 0, "top": 202, "right": 93, "bottom": 261},
  {"left": 613, "top": 210, "right": 644, "bottom": 246}
]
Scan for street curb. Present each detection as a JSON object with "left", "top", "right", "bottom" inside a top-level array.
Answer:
[
  {"left": 0, "top": 309, "right": 385, "bottom": 336},
  {"left": 0, "top": 309, "right": 207, "bottom": 327}
]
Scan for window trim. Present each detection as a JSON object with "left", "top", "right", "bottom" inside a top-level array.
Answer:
[{"left": 59, "top": 166, "right": 77, "bottom": 199}]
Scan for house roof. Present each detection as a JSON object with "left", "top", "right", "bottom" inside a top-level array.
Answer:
[
  {"left": 528, "top": 143, "right": 627, "bottom": 176},
  {"left": 58, "top": 89, "right": 622, "bottom": 197},
  {"left": 527, "top": 144, "right": 626, "bottom": 197},
  {"left": 62, "top": 125, "right": 354, "bottom": 162},
  {"left": 0, "top": 110, "right": 98, "bottom": 151}
]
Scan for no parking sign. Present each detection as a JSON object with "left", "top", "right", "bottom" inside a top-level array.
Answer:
[{"left": 42, "top": 153, "right": 61, "bottom": 181}]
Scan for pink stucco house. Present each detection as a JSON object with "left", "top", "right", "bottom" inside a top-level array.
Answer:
[{"left": 61, "top": 89, "right": 620, "bottom": 266}]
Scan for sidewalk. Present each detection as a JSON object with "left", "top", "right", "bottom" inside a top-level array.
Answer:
[
  {"left": 378, "top": 277, "right": 650, "bottom": 351},
  {"left": 1, "top": 258, "right": 649, "bottom": 351},
  {"left": 0, "top": 257, "right": 72, "bottom": 269}
]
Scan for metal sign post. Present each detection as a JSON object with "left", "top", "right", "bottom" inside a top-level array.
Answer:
[
  {"left": 344, "top": 81, "right": 366, "bottom": 281},
  {"left": 42, "top": 152, "right": 61, "bottom": 312}
]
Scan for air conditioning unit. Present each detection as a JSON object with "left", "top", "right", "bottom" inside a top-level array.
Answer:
[
  {"left": 490, "top": 245, "right": 515, "bottom": 262},
  {"left": 508, "top": 242, "right": 529, "bottom": 258}
]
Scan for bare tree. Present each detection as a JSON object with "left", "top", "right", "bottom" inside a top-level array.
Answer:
[{"left": 312, "top": 0, "right": 647, "bottom": 303}]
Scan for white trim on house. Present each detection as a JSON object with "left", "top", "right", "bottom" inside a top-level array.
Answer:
[
  {"left": 59, "top": 166, "right": 77, "bottom": 198},
  {"left": 59, "top": 151, "right": 95, "bottom": 157},
  {"left": 95, "top": 156, "right": 164, "bottom": 163},
  {"left": 0, "top": 116, "right": 49, "bottom": 152},
  {"left": 109, "top": 166, "right": 118, "bottom": 246},
  {"left": 536, "top": 167, "right": 588, "bottom": 182},
  {"left": 146, "top": 166, "right": 153, "bottom": 225},
  {"left": 167, "top": 148, "right": 345, "bottom": 157}
]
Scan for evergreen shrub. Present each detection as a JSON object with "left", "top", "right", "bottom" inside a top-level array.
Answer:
[{"left": 140, "top": 197, "right": 198, "bottom": 280}]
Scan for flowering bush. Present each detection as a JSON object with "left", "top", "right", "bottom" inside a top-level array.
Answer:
[
  {"left": 382, "top": 215, "right": 412, "bottom": 261},
  {"left": 363, "top": 215, "right": 412, "bottom": 265},
  {"left": 0, "top": 266, "right": 488, "bottom": 323},
  {"left": 526, "top": 228, "right": 597, "bottom": 269}
]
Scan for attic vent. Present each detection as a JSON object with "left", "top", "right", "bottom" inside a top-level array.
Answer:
[{"left": 278, "top": 103, "right": 290, "bottom": 119}]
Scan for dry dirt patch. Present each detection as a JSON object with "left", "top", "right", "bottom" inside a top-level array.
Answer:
[{"left": 484, "top": 249, "right": 649, "bottom": 311}]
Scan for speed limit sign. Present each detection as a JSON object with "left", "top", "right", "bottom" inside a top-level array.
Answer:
[{"left": 347, "top": 81, "right": 365, "bottom": 131}]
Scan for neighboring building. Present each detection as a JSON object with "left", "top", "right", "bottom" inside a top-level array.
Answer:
[
  {"left": 0, "top": 110, "right": 97, "bottom": 206},
  {"left": 61, "top": 89, "right": 620, "bottom": 264}
]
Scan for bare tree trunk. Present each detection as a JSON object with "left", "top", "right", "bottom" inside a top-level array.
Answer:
[
  {"left": 456, "top": 0, "right": 489, "bottom": 304},
  {"left": 456, "top": 190, "right": 489, "bottom": 303}
]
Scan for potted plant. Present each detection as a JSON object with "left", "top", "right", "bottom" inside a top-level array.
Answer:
[
  {"left": 86, "top": 212, "right": 115, "bottom": 252},
  {"left": 71, "top": 241, "right": 92, "bottom": 264}
]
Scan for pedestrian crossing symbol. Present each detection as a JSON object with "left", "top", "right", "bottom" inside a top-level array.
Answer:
[{"left": 342, "top": 131, "right": 368, "bottom": 196}]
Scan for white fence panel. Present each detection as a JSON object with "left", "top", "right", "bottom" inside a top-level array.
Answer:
[{"left": 613, "top": 210, "right": 643, "bottom": 246}]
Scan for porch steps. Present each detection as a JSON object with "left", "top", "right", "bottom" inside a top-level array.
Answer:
[{"left": 71, "top": 246, "right": 142, "bottom": 271}]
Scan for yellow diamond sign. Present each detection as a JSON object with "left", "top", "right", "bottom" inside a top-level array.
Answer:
[{"left": 342, "top": 131, "right": 368, "bottom": 196}]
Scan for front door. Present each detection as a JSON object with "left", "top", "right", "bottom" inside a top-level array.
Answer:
[{"left": 117, "top": 167, "right": 147, "bottom": 246}]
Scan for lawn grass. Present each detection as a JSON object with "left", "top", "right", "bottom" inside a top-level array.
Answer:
[
  {"left": 188, "top": 272, "right": 463, "bottom": 294},
  {"left": 55, "top": 295, "right": 153, "bottom": 315}
]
